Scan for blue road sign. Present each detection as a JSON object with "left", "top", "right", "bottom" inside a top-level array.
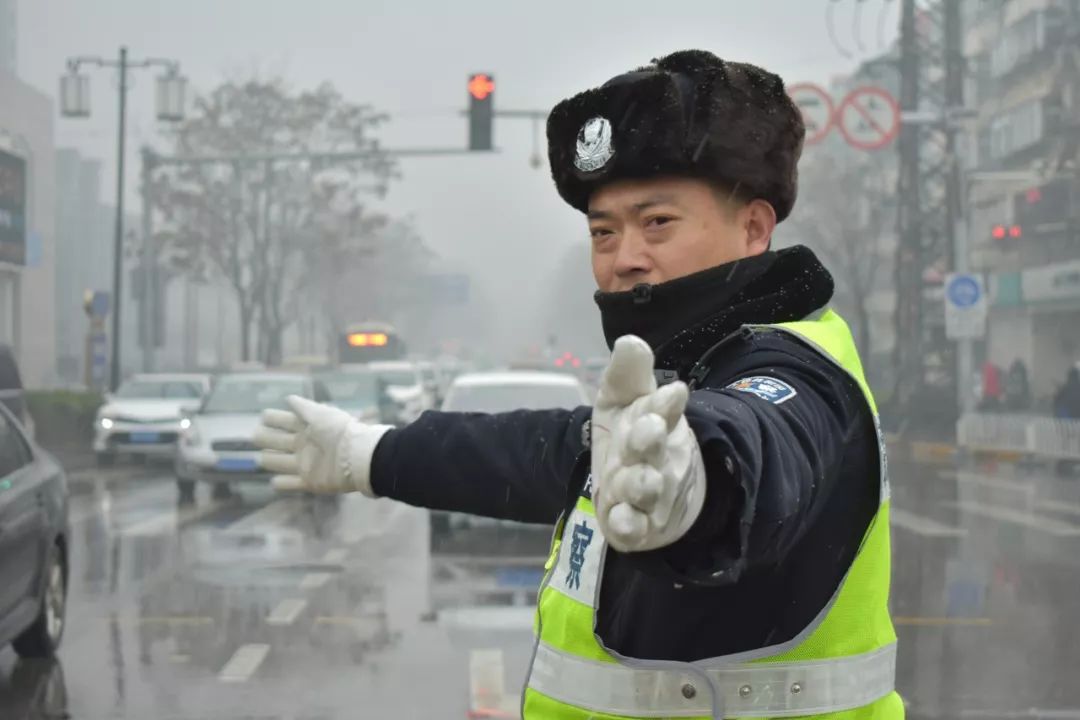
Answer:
[{"left": 946, "top": 274, "right": 981, "bottom": 308}]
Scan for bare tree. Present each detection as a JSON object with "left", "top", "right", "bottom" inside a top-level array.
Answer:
[
  {"left": 151, "top": 77, "right": 395, "bottom": 363},
  {"left": 788, "top": 151, "right": 895, "bottom": 357}
]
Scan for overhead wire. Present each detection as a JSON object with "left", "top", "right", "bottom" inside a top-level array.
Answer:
[{"left": 826, "top": 0, "right": 855, "bottom": 59}]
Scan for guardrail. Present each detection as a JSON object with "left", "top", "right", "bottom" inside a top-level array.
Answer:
[{"left": 958, "top": 413, "right": 1080, "bottom": 460}]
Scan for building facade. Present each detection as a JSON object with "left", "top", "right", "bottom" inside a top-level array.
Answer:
[
  {"left": 0, "top": 68, "right": 57, "bottom": 388},
  {"left": 0, "top": 0, "right": 15, "bottom": 77},
  {"left": 54, "top": 149, "right": 112, "bottom": 385},
  {"left": 963, "top": 0, "right": 1080, "bottom": 405}
]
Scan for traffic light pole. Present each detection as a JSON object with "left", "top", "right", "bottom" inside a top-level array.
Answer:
[{"left": 110, "top": 47, "right": 128, "bottom": 392}]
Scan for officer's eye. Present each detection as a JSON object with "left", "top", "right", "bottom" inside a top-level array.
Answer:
[
  {"left": 646, "top": 215, "right": 675, "bottom": 228},
  {"left": 590, "top": 227, "right": 614, "bottom": 240}
]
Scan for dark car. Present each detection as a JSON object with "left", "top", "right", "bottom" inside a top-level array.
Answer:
[{"left": 0, "top": 403, "right": 69, "bottom": 658}]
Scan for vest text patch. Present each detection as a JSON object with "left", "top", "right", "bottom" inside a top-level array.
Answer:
[{"left": 726, "top": 375, "right": 798, "bottom": 405}]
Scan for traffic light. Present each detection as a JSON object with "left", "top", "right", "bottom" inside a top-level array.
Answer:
[
  {"left": 1013, "top": 178, "right": 1073, "bottom": 236},
  {"left": 468, "top": 73, "right": 494, "bottom": 151},
  {"left": 990, "top": 224, "right": 1022, "bottom": 241}
]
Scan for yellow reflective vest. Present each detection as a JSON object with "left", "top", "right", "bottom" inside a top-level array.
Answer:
[{"left": 523, "top": 310, "right": 902, "bottom": 720}]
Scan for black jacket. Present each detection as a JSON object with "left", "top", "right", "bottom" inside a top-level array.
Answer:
[{"left": 369, "top": 246, "right": 881, "bottom": 662}]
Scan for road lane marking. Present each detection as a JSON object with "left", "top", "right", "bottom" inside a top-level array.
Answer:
[
  {"left": 121, "top": 500, "right": 224, "bottom": 536},
  {"left": 953, "top": 472, "right": 1034, "bottom": 494},
  {"left": 893, "top": 616, "right": 992, "bottom": 627},
  {"left": 224, "top": 499, "right": 297, "bottom": 533},
  {"left": 321, "top": 548, "right": 347, "bottom": 565},
  {"left": 266, "top": 598, "right": 308, "bottom": 626},
  {"left": 131, "top": 616, "right": 214, "bottom": 626},
  {"left": 1035, "top": 498, "right": 1080, "bottom": 518},
  {"left": 300, "top": 572, "right": 333, "bottom": 590},
  {"left": 944, "top": 500, "right": 1080, "bottom": 536},
  {"left": 890, "top": 508, "right": 968, "bottom": 538},
  {"left": 219, "top": 643, "right": 270, "bottom": 682}
]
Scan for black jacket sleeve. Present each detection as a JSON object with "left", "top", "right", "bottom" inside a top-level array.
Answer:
[
  {"left": 369, "top": 406, "right": 590, "bottom": 525},
  {"left": 650, "top": 332, "right": 880, "bottom": 586}
]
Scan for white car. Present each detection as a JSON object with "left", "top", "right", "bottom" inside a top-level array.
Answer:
[
  {"left": 315, "top": 367, "right": 381, "bottom": 423},
  {"left": 440, "top": 371, "right": 590, "bottom": 414},
  {"left": 174, "top": 372, "right": 329, "bottom": 501},
  {"left": 367, "top": 361, "right": 436, "bottom": 426},
  {"left": 93, "top": 373, "right": 212, "bottom": 465},
  {"left": 437, "top": 371, "right": 591, "bottom": 532}
]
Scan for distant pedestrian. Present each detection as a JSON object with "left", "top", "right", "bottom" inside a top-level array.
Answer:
[
  {"left": 1053, "top": 367, "right": 1080, "bottom": 419},
  {"left": 978, "top": 361, "right": 1003, "bottom": 412},
  {"left": 1005, "top": 359, "right": 1031, "bottom": 412}
]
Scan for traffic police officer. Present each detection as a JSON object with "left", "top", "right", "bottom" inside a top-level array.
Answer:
[{"left": 254, "top": 49, "right": 901, "bottom": 719}]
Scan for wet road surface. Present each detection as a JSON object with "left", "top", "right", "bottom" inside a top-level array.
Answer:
[{"left": 1, "top": 458, "right": 1079, "bottom": 719}]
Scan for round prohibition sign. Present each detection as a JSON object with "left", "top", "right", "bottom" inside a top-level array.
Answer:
[
  {"left": 787, "top": 82, "right": 835, "bottom": 146},
  {"left": 837, "top": 86, "right": 900, "bottom": 151}
]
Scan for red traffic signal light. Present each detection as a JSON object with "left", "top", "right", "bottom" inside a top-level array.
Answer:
[
  {"left": 992, "top": 224, "right": 1006, "bottom": 240},
  {"left": 1009, "top": 225, "right": 1023, "bottom": 238},
  {"left": 468, "top": 73, "right": 495, "bottom": 101},
  {"left": 468, "top": 73, "right": 494, "bottom": 151}
]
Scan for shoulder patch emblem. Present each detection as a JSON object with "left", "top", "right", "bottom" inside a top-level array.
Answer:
[{"left": 726, "top": 376, "right": 798, "bottom": 405}]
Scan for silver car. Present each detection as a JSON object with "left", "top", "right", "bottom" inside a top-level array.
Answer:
[
  {"left": 93, "top": 373, "right": 211, "bottom": 465},
  {"left": 0, "top": 403, "right": 69, "bottom": 659},
  {"left": 367, "top": 361, "right": 436, "bottom": 426},
  {"left": 436, "top": 371, "right": 590, "bottom": 533},
  {"left": 174, "top": 372, "right": 328, "bottom": 501}
]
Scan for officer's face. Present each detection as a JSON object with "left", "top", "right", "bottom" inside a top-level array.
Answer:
[{"left": 587, "top": 177, "right": 775, "bottom": 292}]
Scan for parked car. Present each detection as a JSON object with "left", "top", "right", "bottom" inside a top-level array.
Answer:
[
  {"left": 175, "top": 372, "right": 329, "bottom": 501},
  {"left": 0, "top": 344, "right": 33, "bottom": 440},
  {"left": 367, "top": 361, "right": 436, "bottom": 426},
  {"left": 0, "top": 402, "right": 69, "bottom": 658},
  {"left": 315, "top": 366, "right": 381, "bottom": 423},
  {"left": 435, "top": 371, "right": 590, "bottom": 533},
  {"left": 93, "top": 373, "right": 212, "bottom": 465}
]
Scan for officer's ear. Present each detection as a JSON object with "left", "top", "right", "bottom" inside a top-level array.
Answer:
[{"left": 743, "top": 199, "right": 776, "bottom": 256}]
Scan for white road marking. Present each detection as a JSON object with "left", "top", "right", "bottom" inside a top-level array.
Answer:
[
  {"left": 300, "top": 572, "right": 333, "bottom": 590},
  {"left": 321, "top": 548, "right": 347, "bottom": 565},
  {"left": 945, "top": 500, "right": 1080, "bottom": 537},
  {"left": 890, "top": 508, "right": 968, "bottom": 538},
  {"left": 1035, "top": 498, "right": 1080, "bottom": 519},
  {"left": 120, "top": 500, "right": 223, "bottom": 536},
  {"left": 218, "top": 643, "right": 270, "bottom": 682},
  {"left": 223, "top": 499, "right": 296, "bottom": 533},
  {"left": 953, "top": 472, "right": 1034, "bottom": 494},
  {"left": 469, "top": 649, "right": 518, "bottom": 717},
  {"left": 266, "top": 598, "right": 308, "bottom": 626}
]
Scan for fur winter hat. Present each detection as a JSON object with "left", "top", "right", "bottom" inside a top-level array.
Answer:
[{"left": 547, "top": 50, "right": 805, "bottom": 222}]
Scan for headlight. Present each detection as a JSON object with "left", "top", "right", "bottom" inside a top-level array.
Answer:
[
  {"left": 181, "top": 421, "right": 200, "bottom": 447},
  {"left": 100, "top": 417, "right": 114, "bottom": 430}
]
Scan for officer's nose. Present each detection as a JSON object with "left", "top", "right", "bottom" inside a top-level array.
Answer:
[{"left": 611, "top": 230, "right": 653, "bottom": 285}]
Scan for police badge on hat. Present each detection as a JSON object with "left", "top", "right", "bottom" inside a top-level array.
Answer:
[{"left": 574, "top": 117, "right": 614, "bottom": 172}]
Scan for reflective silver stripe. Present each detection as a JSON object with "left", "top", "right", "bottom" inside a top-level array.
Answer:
[{"left": 528, "top": 641, "right": 896, "bottom": 719}]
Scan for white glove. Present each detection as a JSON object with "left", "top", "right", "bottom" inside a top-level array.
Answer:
[
  {"left": 253, "top": 395, "right": 394, "bottom": 495},
  {"left": 591, "top": 336, "right": 706, "bottom": 553}
]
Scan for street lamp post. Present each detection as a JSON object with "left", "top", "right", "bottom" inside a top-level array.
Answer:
[{"left": 59, "top": 47, "right": 186, "bottom": 391}]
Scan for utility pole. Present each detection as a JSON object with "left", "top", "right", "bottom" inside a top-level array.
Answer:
[
  {"left": 140, "top": 146, "right": 158, "bottom": 373},
  {"left": 60, "top": 48, "right": 186, "bottom": 390},
  {"left": 893, "top": 0, "right": 923, "bottom": 420},
  {"left": 943, "top": 0, "right": 972, "bottom": 414},
  {"left": 111, "top": 46, "right": 128, "bottom": 392}
]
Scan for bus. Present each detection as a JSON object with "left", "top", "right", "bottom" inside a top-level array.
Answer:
[{"left": 338, "top": 322, "right": 407, "bottom": 364}]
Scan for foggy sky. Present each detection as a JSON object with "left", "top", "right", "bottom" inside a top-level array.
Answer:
[{"left": 17, "top": 0, "right": 898, "bottom": 357}]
